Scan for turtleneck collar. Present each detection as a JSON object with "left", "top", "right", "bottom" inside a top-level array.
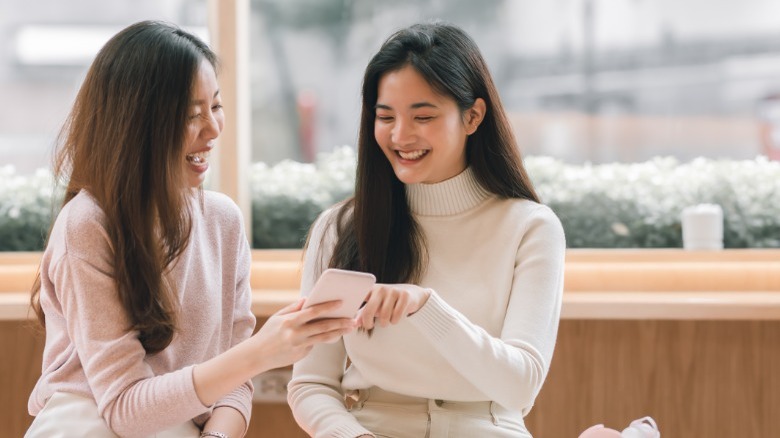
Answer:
[{"left": 405, "top": 167, "right": 492, "bottom": 216}]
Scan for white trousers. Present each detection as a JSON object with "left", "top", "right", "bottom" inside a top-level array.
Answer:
[
  {"left": 347, "top": 387, "right": 532, "bottom": 438},
  {"left": 26, "top": 392, "right": 200, "bottom": 438}
]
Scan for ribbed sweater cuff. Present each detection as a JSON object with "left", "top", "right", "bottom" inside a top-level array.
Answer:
[
  {"left": 323, "top": 423, "right": 374, "bottom": 438},
  {"left": 213, "top": 387, "right": 253, "bottom": 435},
  {"left": 183, "top": 364, "right": 212, "bottom": 411},
  {"left": 408, "top": 292, "right": 457, "bottom": 342}
]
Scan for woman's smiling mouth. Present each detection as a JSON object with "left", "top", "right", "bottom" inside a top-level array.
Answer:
[
  {"left": 396, "top": 149, "right": 429, "bottom": 161},
  {"left": 186, "top": 150, "right": 210, "bottom": 165}
]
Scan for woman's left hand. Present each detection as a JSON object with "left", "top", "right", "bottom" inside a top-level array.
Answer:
[{"left": 356, "top": 284, "right": 431, "bottom": 330}]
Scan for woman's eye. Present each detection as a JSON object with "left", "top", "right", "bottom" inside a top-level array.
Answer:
[
  {"left": 376, "top": 115, "right": 394, "bottom": 122},
  {"left": 212, "top": 104, "right": 223, "bottom": 111},
  {"left": 416, "top": 116, "right": 434, "bottom": 122},
  {"left": 188, "top": 113, "right": 201, "bottom": 120}
]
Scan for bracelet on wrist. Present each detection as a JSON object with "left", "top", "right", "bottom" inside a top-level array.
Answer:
[{"left": 200, "top": 432, "right": 229, "bottom": 438}]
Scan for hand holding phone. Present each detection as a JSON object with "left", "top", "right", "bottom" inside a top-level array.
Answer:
[{"left": 303, "top": 268, "right": 376, "bottom": 319}]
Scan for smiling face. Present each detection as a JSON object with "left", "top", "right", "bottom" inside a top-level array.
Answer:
[
  {"left": 183, "top": 59, "right": 224, "bottom": 188},
  {"left": 374, "top": 65, "right": 484, "bottom": 185}
]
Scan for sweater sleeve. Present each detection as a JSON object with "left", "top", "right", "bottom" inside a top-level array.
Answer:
[
  {"left": 211, "top": 232, "right": 256, "bottom": 430},
  {"left": 52, "top": 252, "right": 210, "bottom": 437},
  {"left": 407, "top": 205, "right": 566, "bottom": 413},
  {"left": 287, "top": 209, "right": 375, "bottom": 438}
]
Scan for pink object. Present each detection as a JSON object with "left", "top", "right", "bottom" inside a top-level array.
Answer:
[
  {"left": 579, "top": 417, "right": 660, "bottom": 438},
  {"left": 579, "top": 424, "right": 623, "bottom": 438}
]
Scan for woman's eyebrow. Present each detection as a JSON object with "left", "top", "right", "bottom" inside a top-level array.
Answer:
[
  {"left": 375, "top": 101, "right": 438, "bottom": 110},
  {"left": 190, "top": 89, "right": 220, "bottom": 105}
]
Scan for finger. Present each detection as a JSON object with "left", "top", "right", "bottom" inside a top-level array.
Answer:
[
  {"left": 390, "top": 293, "right": 409, "bottom": 324},
  {"left": 306, "top": 326, "right": 355, "bottom": 345},
  {"left": 356, "top": 306, "right": 373, "bottom": 330},
  {"left": 377, "top": 292, "right": 397, "bottom": 327},
  {"left": 359, "top": 288, "right": 384, "bottom": 329},
  {"left": 275, "top": 298, "right": 306, "bottom": 316},
  {"left": 303, "top": 317, "right": 356, "bottom": 338},
  {"left": 296, "top": 300, "right": 343, "bottom": 322},
  {"left": 355, "top": 292, "right": 370, "bottom": 325}
]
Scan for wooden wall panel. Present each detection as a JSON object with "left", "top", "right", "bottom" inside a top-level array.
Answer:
[
  {"left": 5, "top": 319, "right": 778, "bottom": 437},
  {"left": 0, "top": 321, "right": 44, "bottom": 435},
  {"left": 246, "top": 403, "right": 308, "bottom": 438},
  {"left": 525, "top": 320, "right": 780, "bottom": 438}
]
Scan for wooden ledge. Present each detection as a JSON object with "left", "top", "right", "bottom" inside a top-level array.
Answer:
[
  {"left": 565, "top": 248, "right": 780, "bottom": 262},
  {"left": 562, "top": 291, "right": 780, "bottom": 320},
  {"left": 248, "top": 290, "right": 780, "bottom": 321},
  {"left": 3, "top": 249, "right": 780, "bottom": 321},
  {"left": 11, "top": 290, "right": 779, "bottom": 322},
  {"left": 0, "top": 293, "right": 30, "bottom": 321}
]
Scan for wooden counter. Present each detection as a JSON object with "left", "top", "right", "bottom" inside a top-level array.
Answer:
[
  {"left": 3, "top": 249, "right": 779, "bottom": 321},
  {"left": 2, "top": 249, "right": 779, "bottom": 437}
]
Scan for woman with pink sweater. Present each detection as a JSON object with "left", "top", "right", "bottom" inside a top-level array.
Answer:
[{"left": 26, "top": 21, "right": 356, "bottom": 438}]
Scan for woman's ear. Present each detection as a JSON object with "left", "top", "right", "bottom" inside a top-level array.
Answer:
[{"left": 465, "top": 98, "right": 486, "bottom": 135}]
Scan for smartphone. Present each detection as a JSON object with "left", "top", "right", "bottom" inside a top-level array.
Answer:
[{"left": 303, "top": 268, "right": 376, "bottom": 319}]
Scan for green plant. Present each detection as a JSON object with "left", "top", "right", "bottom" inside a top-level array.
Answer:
[
  {"left": 249, "top": 150, "right": 780, "bottom": 249},
  {"left": 250, "top": 146, "right": 356, "bottom": 248},
  {"left": 0, "top": 166, "right": 56, "bottom": 251},
  {"left": 2, "top": 149, "right": 778, "bottom": 251},
  {"left": 526, "top": 156, "right": 780, "bottom": 248}
]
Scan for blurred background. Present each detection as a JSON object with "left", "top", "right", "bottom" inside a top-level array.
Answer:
[{"left": 3, "top": 0, "right": 780, "bottom": 176}]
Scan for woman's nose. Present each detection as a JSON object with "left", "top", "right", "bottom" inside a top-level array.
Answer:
[
  {"left": 203, "top": 111, "right": 222, "bottom": 139},
  {"left": 391, "top": 119, "right": 414, "bottom": 146}
]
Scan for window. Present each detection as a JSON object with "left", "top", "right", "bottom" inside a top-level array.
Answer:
[
  {"left": 0, "top": 0, "right": 209, "bottom": 174},
  {"left": 248, "top": 0, "right": 780, "bottom": 164}
]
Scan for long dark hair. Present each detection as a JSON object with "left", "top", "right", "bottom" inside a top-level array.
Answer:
[
  {"left": 323, "top": 22, "right": 539, "bottom": 282},
  {"left": 30, "top": 21, "right": 218, "bottom": 353}
]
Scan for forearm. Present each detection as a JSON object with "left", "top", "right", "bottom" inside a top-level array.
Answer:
[
  {"left": 288, "top": 343, "right": 372, "bottom": 437},
  {"left": 408, "top": 206, "right": 565, "bottom": 411},
  {"left": 193, "top": 339, "right": 267, "bottom": 406},
  {"left": 409, "top": 292, "right": 548, "bottom": 411},
  {"left": 202, "top": 406, "right": 247, "bottom": 438}
]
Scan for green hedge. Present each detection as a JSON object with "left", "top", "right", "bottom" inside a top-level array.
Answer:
[
  {"left": 527, "top": 156, "right": 780, "bottom": 248},
  {"left": 0, "top": 167, "right": 56, "bottom": 251},
  {"left": 2, "top": 148, "right": 778, "bottom": 251}
]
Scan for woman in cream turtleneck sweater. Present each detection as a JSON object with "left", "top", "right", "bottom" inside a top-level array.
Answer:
[{"left": 288, "top": 22, "right": 566, "bottom": 438}]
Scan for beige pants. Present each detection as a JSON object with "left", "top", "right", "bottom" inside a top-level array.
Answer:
[
  {"left": 347, "top": 387, "right": 532, "bottom": 438},
  {"left": 26, "top": 392, "right": 200, "bottom": 438}
]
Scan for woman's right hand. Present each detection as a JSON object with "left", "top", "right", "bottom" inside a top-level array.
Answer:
[
  {"left": 248, "top": 298, "right": 357, "bottom": 372},
  {"left": 356, "top": 283, "right": 431, "bottom": 330},
  {"left": 194, "top": 298, "right": 355, "bottom": 407}
]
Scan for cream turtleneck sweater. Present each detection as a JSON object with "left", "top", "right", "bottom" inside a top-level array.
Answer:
[{"left": 288, "top": 168, "right": 566, "bottom": 438}]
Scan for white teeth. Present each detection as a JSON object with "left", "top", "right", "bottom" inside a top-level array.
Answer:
[
  {"left": 186, "top": 150, "right": 210, "bottom": 164},
  {"left": 398, "top": 150, "right": 428, "bottom": 160}
]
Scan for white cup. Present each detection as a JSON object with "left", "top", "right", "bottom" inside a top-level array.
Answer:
[{"left": 681, "top": 204, "right": 723, "bottom": 250}]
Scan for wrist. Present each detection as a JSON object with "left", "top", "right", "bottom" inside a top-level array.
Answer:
[
  {"left": 409, "top": 288, "right": 432, "bottom": 316},
  {"left": 235, "top": 337, "right": 268, "bottom": 375},
  {"left": 192, "top": 341, "right": 261, "bottom": 407}
]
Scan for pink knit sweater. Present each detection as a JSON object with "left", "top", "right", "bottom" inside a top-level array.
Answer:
[{"left": 28, "top": 190, "right": 255, "bottom": 437}]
